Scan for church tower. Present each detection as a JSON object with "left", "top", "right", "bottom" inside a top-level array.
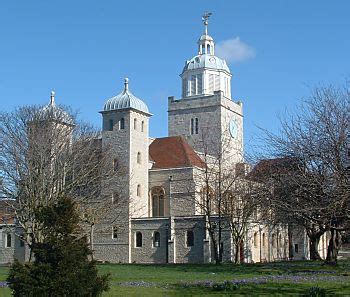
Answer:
[
  {"left": 100, "top": 78, "right": 151, "bottom": 262},
  {"left": 168, "top": 13, "right": 243, "bottom": 165}
]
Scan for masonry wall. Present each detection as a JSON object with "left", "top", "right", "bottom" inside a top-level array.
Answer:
[
  {"left": 172, "top": 216, "right": 206, "bottom": 263},
  {"left": 149, "top": 167, "right": 197, "bottom": 217},
  {"left": 131, "top": 218, "right": 170, "bottom": 263},
  {"left": 0, "top": 225, "right": 25, "bottom": 264}
]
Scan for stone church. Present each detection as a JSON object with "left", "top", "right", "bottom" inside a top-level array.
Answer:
[{"left": 1, "top": 16, "right": 328, "bottom": 264}]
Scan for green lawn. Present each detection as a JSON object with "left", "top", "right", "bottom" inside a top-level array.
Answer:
[{"left": 1, "top": 260, "right": 349, "bottom": 296}]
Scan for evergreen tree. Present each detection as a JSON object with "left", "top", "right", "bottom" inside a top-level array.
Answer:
[{"left": 7, "top": 197, "right": 109, "bottom": 296}]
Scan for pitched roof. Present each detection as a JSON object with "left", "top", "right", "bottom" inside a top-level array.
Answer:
[
  {"left": 0, "top": 199, "right": 16, "bottom": 224},
  {"left": 247, "top": 157, "right": 299, "bottom": 182},
  {"left": 149, "top": 136, "right": 205, "bottom": 169}
]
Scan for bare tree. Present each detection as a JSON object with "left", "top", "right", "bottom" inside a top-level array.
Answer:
[
  {"left": 0, "top": 103, "right": 122, "bottom": 259},
  {"left": 190, "top": 121, "right": 263, "bottom": 264},
  {"left": 260, "top": 84, "right": 349, "bottom": 263}
]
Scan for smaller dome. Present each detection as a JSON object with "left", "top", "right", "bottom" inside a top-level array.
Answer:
[
  {"left": 103, "top": 78, "right": 149, "bottom": 114},
  {"left": 199, "top": 34, "right": 214, "bottom": 42},
  {"left": 182, "top": 54, "right": 230, "bottom": 73},
  {"left": 38, "top": 91, "right": 73, "bottom": 125}
]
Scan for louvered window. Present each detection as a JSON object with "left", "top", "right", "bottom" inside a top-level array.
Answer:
[
  {"left": 196, "top": 74, "right": 202, "bottom": 95},
  {"left": 209, "top": 74, "right": 214, "bottom": 94},
  {"left": 182, "top": 78, "right": 187, "bottom": 98},
  {"left": 190, "top": 75, "right": 196, "bottom": 96},
  {"left": 214, "top": 75, "right": 220, "bottom": 91}
]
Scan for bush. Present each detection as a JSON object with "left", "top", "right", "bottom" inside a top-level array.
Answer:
[
  {"left": 7, "top": 197, "right": 109, "bottom": 296},
  {"left": 304, "top": 286, "right": 327, "bottom": 297},
  {"left": 212, "top": 281, "right": 239, "bottom": 292}
]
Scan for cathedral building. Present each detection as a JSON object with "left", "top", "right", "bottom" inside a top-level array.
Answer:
[{"left": 1, "top": 16, "right": 329, "bottom": 264}]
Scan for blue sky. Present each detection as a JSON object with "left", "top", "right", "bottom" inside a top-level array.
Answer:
[{"left": 1, "top": 1, "right": 349, "bottom": 155}]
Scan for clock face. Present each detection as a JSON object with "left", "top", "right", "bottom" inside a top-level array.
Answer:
[{"left": 229, "top": 119, "right": 238, "bottom": 139}]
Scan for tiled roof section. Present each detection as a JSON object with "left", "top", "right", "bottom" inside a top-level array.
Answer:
[
  {"left": 0, "top": 199, "right": 16, "bottom": 224},
  {"left": 247, "top": 157, "right": 299, "bottom": 182},
  {"left": 149, "top": 136, "right": 205, "bottom": 169}
]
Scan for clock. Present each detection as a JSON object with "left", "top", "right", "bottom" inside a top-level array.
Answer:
[{"left": 229, "top": 119, "right": 238, "bottom": 139}]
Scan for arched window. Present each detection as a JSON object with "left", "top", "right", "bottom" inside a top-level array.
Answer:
[
  {"left": 201, "top": 44, "right": 205, "bottom": 54},
  {"left": 195, "top": 118, "right": 199, "bottom": 134},
  {"left": 141, "top": 121, "right": 144, "bottom": 132},
  {"left": 253, "top": 232, "right": 258, "bottom": 247},
  {"left": 153, "top": 232, "right": 161, "bottom": 247},
  {"left": 190, "top": 118, "right": 194, "bottom": 135},
  {"left": 134, "top": 118, "right": 137, "bottom": 130},
  {"left": 186, "top": 230, "right": 194, "bottom": 247},
  {"left": 137, "top": 152, "right": 141, "bottom": 164},
  {"left": 120, "top": 118, "right": 125, "bottom": 130},
  {"left": 262, "top": 233, "right": 266, "bottom": 247},
  {"left": 137, "top": 185, "right": 141, "bottom": 197},
  {"left": 201, "top": 186, "right": 215, "bottom": 214},
  {"left": 207, "top": 44, "right": 211, "bottom": 54},
  {"left": 109, "top": 119, "right": 114, "bottom": 131},
  {"left": 112, "top": 226, "right": 118, "bottom": 239},
  {"left": 113, "top": 158, "right": 118, "bottom": 172},
  {"left": 272, "top": 234, "right": 277, "bottom": 247},
  {"left": 112, "top": 192, "right": 119, "bottom": 204},
  {"left": 136, "top": 232, "right": 142, "bottom": 247},
  {"left": 6, "top": 233, "right": 11, "bottom": 248},
  {"left": 151, "top": 187, "right": 165, "bottom": 217}
]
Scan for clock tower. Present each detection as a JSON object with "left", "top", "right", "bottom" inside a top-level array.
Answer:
[{"left": 168, "top": 13, "right": 243, "bottom": 166}]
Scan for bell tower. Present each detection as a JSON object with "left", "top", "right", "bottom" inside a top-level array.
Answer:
[{"left": 168, "top": 13, "right": 243, "bottom": 165}]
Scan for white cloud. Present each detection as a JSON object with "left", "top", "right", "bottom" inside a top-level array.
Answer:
[{"left": 216, "top": 37, "right": 256, "bottom": 63}]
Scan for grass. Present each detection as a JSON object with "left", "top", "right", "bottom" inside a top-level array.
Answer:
[{"left": 1, "top": 260, "right": 349, "bottom": 296}]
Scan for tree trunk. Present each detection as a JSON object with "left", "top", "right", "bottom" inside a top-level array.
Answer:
[
  {"left": 309, "top": 234, "right": 322, "bottom": 260},
  {"left": 325, "top": 228, "right": 341, "bottom": 265},
  {"left": 234, "top": 242, "right": 240, "bottom": 264}
]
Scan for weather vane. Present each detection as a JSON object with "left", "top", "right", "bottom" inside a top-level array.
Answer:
[{"left": 202, "top": 12, "right": 212, "bottom": 35}]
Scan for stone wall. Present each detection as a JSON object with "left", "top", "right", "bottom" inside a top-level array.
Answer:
[{"left": 130, "top": 217, "right": 170, "bottom": 263}]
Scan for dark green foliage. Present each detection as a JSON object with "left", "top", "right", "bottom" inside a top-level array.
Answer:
[
  {"left": 212, "top": 281, "right": 239, "bottom": 291},
  {"left": 304, "top": 286, "right": 327, "bottom": 297},
  {"left": 7, "top": 197, "right": 109, "bottom": 296}
]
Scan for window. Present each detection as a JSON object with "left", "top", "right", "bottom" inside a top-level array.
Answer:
[
  {"left": 6, "top": 233, "right": 11, "bottom": 248},
  {"left": 294, "top": 244, "right": 299, "bottom": 253},
  {"left": 137, "top": 152, "right": 141, "bottom": 164},
  {"left": 141, "top": 121, "right": 144, "bottom": 132},
  {"left": 112, "top": 192, "right": 119, "bottom": 204},
  {"left": 19, "top": 234, "right": 25, "bottom": 247},
  {"left": 186, "top": 230, "right": 194, "bottom": 247},
  {"left": 201, "top": 186, "right": 216, "bottom": 214},
  {"left": 137, "top": 185, "right": 141, "bottom": 197},
  {"left": 262, "top": 233, "right": 266, "bottom": 247},
  {"left": 136, "top": 232, "right": 142, "bottom": 247},
  {"left": 253, "top": 232, "right": 258, "bottom": 247},
  {"left": 153, "top": 232, "right": 160, "bottom": 247},
  {"left": 190, "top": 118, "right": 194, "bottom": 135},
  {"left": 134, "top": 118, "right": 137, "bottom": 130},
  {"left": 120, "top": 118, "right": 125, "bottom": 130},
  {"left": 109, "top": 119, "right": 114, "bottom": 131},
  {"left": 201, "top": 44, "right": 205, "bottom": 54},
  {"left": 195, "top": 118, "right": 199, "bottom": 134},
  {"left": 272, "top": 234, "right": 276, "bottom": 247},
  {"left": 112, "top": 226, "right": 118, "bottom": 239},
  {"left": 190, "top": 75, "right": 196, "bottom": 96},
  {"left": 113, "top": 159, "right": 118, "bottom": 172},
  {"left": 151, "top": 187, "right": 165, "bottom": 217},
  {"left": 207, "top": 44, "right": 211, "bottom": 54}
]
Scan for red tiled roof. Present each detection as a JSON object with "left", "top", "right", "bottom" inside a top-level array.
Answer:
[
  {"left": 247, "top": 157, "right": 298, "bottom": 181},
  {"left": 0, "top": 200, "right": 15, "bottom": 224},
  {"left": 149, "top": 136, "right": 205, "bottom": 169}
]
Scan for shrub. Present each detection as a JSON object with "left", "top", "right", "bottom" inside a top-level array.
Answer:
[
  {"left": 304, "top": 286, "right": 327, "bottom": 297},
  {"left": 7, "top": 197, "right": 109, "bottom": 296},
  {"left": 212, "top": 281, "right": 239, "bottom": 292}
]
